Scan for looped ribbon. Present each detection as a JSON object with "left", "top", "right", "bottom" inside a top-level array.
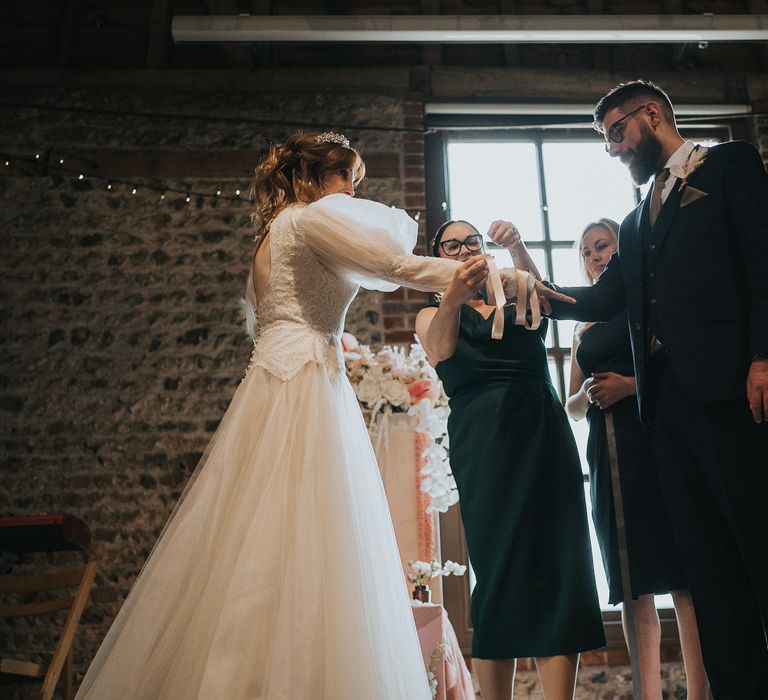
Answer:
[
  {"left": 484, "top": 257, "right": 507, "bottom": 340},
  {"left": 484, "top": 258, "right": 542, "bottom": 339}
]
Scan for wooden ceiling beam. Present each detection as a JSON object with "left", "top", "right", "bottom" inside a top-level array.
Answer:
[
  {"left": 147, "top": 0, "right": 172, "bottom": 69},
  {"left": 0, "top": 68, "right": 412, "bottom": 92},
  {"left": 205, "top": 0, "right": 253, "bottom": 68}
]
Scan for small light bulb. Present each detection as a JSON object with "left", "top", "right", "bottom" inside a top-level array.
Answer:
[
  {"left": 59, "top": 159, "right": 64, "bottom": 165},
  {"left": 35, "top": 153, "right": 41, "bottom": 159},
  {"left": 107, "top": 182, "right": 113, "bottom": 190},
  {"left": 160, "top": 192, "right": 165, "bottom": 200},
  {"left": 131, "top": 187, "right": 137, "bottom": 195},
  {"left": 216, "top": 189, "right": 221, "bottom": 196},
  {"left": 185, "top": 194, "right": 191, "bottom": 203},
  {"left": 78, "top": 174, "right": 84, "bottom": 180},
  {"left": 235, "top": 189, "right": 241, "bottom": 196},
  {"left": 4, "top": 160, "right": 9, "bottom": 167}
]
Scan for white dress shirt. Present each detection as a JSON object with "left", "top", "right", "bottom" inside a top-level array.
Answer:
[{"left": 659, "top": 139, "right": 696, "bottom": 204}]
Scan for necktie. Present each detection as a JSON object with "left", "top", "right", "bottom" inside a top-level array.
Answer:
[{"left": 649, "top": 167, "right": 670, "bottom": 227}]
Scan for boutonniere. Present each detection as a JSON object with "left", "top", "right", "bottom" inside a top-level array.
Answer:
[{"left": 670, "top": 145, "right": 709, "bottom": 191}]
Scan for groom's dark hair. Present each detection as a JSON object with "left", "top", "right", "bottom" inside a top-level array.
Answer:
[{"left": 593, "top": 79, "right": 675, "bottom": 133}]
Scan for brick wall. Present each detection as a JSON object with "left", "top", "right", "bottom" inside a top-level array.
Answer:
[{"left": 0, "top": 86, "right": 419, "bottom": 693}]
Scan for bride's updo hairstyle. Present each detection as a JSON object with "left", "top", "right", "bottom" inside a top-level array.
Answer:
[{"left": 251, "top": 131, "right": 365, "bottom": 239}]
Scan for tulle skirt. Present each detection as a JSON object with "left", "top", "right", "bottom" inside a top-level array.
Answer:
[{"left": 76, "top": 363, "right": 431, "bottom": 699}]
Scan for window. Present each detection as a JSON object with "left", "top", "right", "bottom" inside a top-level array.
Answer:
[{"left": 431, "top": 125, "right": 727, "bottom": 648}]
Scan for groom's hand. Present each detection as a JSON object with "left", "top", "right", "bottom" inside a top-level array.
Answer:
[
  {"left": 532, "top": 280, "right": 576, "bottom": 315},
  {"left": 747, "top": 358, "right": 768, "bottom": 423}
]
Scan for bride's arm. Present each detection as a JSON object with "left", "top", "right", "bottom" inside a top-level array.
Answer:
[{"left": 296, "top": 195, "right": 460, "bottom": 292}]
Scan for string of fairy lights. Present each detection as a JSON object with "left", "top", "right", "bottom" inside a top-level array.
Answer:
[
  {"left": 1, "top": 150, "right": 247, "bottom": 204},
  {"left": 0, "top": 149, "right": 432, "bottom": 221}
]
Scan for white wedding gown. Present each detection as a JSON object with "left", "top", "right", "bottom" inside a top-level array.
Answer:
[{"left": 76, "top": 194, "right": 458, "bottom": 699}]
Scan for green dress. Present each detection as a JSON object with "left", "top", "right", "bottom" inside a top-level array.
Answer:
[{"left": 434, "top": 304, "right": 605, "bottom": 659}]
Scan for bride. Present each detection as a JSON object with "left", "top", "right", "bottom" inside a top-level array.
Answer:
[{"left": 75, "top": 132, "right": 488, "bottom": 699}]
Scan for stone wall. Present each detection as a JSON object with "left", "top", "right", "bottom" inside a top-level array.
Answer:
[{"left": 0, "top": 86, "right": 417, "bottom": 693}]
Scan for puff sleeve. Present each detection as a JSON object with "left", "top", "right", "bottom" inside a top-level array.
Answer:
[{"left": 296, "top": 194, "right": 458, "bottom": 293}]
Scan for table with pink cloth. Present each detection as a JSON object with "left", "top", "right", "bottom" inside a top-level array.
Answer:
[{"left": 412, "top": 603, "right": 475, "bottom": 700}]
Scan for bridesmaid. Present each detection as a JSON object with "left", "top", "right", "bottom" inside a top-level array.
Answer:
[
  {"left": 415, "top": 219, "right": 605, "bottom": 700},
  {"left": 565, "top": 218, "right": 709, "bottom": 700}
]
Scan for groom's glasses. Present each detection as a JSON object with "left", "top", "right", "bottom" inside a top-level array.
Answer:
[
  {"left": 602, "top": 103, "right": 649, "bottom": 152},
  {"left": 439, "top": 234, "right": 484, "bottom": 256}
]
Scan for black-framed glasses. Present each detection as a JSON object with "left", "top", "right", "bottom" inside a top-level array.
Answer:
[
  {"left": 603, "top": 103, "right": 649, "bottom": 152},
  {"left": 439, "top": 234, "right": 484, "bottom": 256}
]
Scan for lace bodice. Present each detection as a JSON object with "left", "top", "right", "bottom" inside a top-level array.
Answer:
[{"left": 244, "top": 195, "right": 459, "bottom": 382}]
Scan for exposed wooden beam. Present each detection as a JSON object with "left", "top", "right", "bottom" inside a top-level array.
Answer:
[
  {"left": 206, "top": 0, "right": 253, "bottom": 68},
  {"left": 429, "top": 67, "right": 747, "bottom": 103},
  {"left": 1, "top": 67, "right": 761, "bottom": 106},
  {"left": 421, "top": 0, "right": 441, "bottom": 66},
  {"left": 147, "top": 0, "right": 172, "bottom": 69},
  {"left": 499, "top": 0, "right": 520, "bottom": 67},
  {"left": 747, "top": 0, "right": 768, "bottom": 71},
  {"left": 0, "top": 68, "right": 412, "bottom": 92},
  {"left": 58, "top": 0, "right": 77, "bottom": 69}
]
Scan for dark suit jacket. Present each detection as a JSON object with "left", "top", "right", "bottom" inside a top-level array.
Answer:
[{"left": 549, "top": 140, "right": 768, "bottom": 423}]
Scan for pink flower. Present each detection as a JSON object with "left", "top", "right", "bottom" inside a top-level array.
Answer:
[
  {"left": 407, "top": 378, "right": 440, "bottom": 406},
  {"left": 341, "top": 332, "right": 359, "bottom": 353}
]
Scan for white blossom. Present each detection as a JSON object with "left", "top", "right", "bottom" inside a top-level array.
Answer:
[
  {"left": 355, "top": 376, "right": 381, "bottom": 405},
  {"left": 382, "top": 378, "right": 409, "bottom": 407}
]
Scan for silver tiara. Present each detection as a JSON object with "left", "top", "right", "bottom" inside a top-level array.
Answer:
[{"left": 316, "top": 131, "right": 350, "bottom": 149}]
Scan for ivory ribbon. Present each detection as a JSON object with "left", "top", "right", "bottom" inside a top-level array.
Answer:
[
  {"left": 484, "top": 257, "right": 507, "bottom": 340},
  {"left": 484, "top": 261, "right": 543, "bottom": 338}
]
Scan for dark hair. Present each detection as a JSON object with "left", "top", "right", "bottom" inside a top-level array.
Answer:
[
  {"left": 593, "top": 79, "right": 675, "bottom": 133},
  {"left": 430, "top": 219, "right": 482, "bottom": 257}
]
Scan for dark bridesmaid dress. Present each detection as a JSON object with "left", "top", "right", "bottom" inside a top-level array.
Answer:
[
  {"left": 434, "top": 304, "right": 605, "bottom": 659},
  {"left": 576, "top": 311, "right": 686, "bottom": 604}
]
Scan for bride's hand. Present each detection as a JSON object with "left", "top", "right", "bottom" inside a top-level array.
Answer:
[{"left": 442, "top": 256, "right": 490, "bottom": 308}]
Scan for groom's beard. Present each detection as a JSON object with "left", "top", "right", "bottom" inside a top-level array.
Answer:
[{"left": 620, "top": 124, "right": 663, "bottom": 186}]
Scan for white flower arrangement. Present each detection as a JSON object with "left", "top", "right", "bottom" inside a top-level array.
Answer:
[
  {"left": 408, "top": 559, "right": 468, "bottom": 587},
  {"left": 342, "top": 333, "right": 459, "bottom": 514}
]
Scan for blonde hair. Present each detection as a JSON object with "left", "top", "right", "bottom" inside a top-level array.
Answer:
[
  {"left": 577, "top": 218, "right": 619, "bottom": 285},
  {"left": 251, "top": 132, "right": 365, "bottom": 239}
]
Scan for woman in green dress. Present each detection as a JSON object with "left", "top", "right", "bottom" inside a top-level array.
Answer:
[{"left": 415, "top": 220, "right": 605, "bottom": 700}]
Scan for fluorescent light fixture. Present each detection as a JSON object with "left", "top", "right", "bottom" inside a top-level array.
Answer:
[{"left": 172, "top": 14, "right": 768, "bottom": 44}]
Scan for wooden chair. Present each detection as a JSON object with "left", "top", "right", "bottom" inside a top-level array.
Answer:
[{"left": 0, "top": 558, "right": 98, "bottom": 700}]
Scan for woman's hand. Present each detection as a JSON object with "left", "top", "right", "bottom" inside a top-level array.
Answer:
[
  {"left": 441, "top": 256, "right": 490, "bottom": 309},
  {"left": 586, "top": 372, "right": 637, "bottom": 410},
  {"left": 487, "top": 220, "right": 523, "bottom": 250},
  {"left": 581, "top": 376, "right": 597, "bottom": 403}
]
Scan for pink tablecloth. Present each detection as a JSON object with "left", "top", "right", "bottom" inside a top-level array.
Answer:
[{"left": 413, "top": 604, "right": 475, "bottom": 700}]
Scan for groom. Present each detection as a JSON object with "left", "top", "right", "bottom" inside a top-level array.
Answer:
[{"left": 542, "top": 79, "right": 768, "bottom": 699}]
